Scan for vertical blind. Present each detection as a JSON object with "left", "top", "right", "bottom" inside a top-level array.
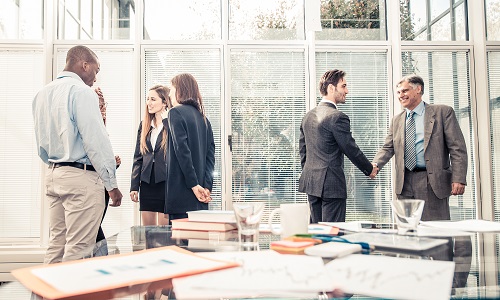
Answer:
[
  {"left": 0, "top": 49, "right": 44, "bottom": 239},
  {"left": 144, "top": 49, "right": 223, "bottom": 210},
  {"left": 230, "top": 50, "right": 307, "bottom": 222},
  {"left": 315, "top": 51, "right": 392, "bottom": 222},
  {"left": 55, "top": 48, "right": 136, "bottom": 237},
  {"left": 401, "top": 51, "right": 476, "bottom": 221}
]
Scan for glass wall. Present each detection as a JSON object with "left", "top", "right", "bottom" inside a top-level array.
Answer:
[
  {"left": 486, "top": 0, "right": 500, "bottom": 40},
  {"left": 315, "top": 51, "right": 391, "bottom": 222},
  {"left": 317, "top": 0, "right": 387, "bottom": 40},
  {"left": 0, "top": 0, "right": 493, "bottom": 251},
  {"left": 488, "top": 51, "right": 500, "bottom": 220},
  {"left": 57, "top": 0, "right": 134, "bottom": 40},
  {"left": 144, "top": 0, "right": 221, "bottom": 40},
  {"left": 230, "top": 50, "right": 307, "bottom": 220},
  {"left": 144, "top": 49, "right": 223, "bottom": 210},
  {"left": 400, "top": 0, "right": 468, "bottom": 41},
  {"left": 0, "top": 49, "right": 44, "bottom": 239},
  {"left": 0, "top": 0, "right": 44, "bottom": 39}
]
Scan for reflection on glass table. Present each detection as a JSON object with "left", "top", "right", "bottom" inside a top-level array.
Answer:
[{"left": 4, "top": 226, "right": 500, "bottom": 299}]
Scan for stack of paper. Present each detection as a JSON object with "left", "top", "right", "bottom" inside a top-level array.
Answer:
[{"left": 172, "top": 213, "right": 238, "bottom": 241}]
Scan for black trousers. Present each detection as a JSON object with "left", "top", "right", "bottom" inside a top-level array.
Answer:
[
  {"left": 308, "top": 195, "right": 346, "bottom": 223},
  {"left": 168, "top": 213, "right": 188, "bottom": 225}
]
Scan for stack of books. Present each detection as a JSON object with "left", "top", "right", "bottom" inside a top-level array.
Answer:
[{"left": 171, "top": 210, "right": 239, "bottom": 245}]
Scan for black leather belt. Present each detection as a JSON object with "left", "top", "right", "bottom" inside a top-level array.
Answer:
[
  {"left": 407, "top": 167, "right": 427, "bottom": 172},
  {"left": 50, "top": 162, "right": 96, "bottom": 172}
]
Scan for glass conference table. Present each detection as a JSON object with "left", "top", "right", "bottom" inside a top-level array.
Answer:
[{"left": 3, "top": 225, "right": 500, "bottom": 299}]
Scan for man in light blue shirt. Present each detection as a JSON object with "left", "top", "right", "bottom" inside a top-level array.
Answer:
[{"left": 33, "top": 45, "right": 123, "bottom": 264}]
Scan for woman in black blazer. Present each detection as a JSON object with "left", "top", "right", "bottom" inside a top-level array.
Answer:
[
  {"left": 130, "top": 85, "right": 171, "bottom": 225},
  {"left": 164, "top": 73, "right": 215, "bottom": 222}
]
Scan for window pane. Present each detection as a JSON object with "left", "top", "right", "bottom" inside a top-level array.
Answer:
[
  {"left": 431, "top": 0, "right": 449, "bottom": 20},
  {"left": 0, "top": 0, "right": 44, "bottom": 39},
  {"left": 486, "top": 0, "right": 500, "bottom": 40},
  {"left": 488, "top": 52, "right": 500, "bottom": 284},
  {"left": 144, "top": 0, "right": 221, "bottom": 40},
  {"left": 144, "top": 49, "right": 223, "bottom": 210},
  {"left": 231, "top": 50, "right": 307, "bottom": 221},
  {"left": 317, "top": 0, "right": 387, "bottom": 40},
  {"left": 58, "top": 0, "right": 134, "bottom": 40},
  {"left": 401, "top": 51, "right": 476, "bottom": 221},
  {"left": 430, "top": 14, "right": 451, "bottom": 40},
  {"left": 0, "top": 49, "right": 44, "bottom": 238},
  {"left": 400, "top": 0, "right": 468, "bottom": 41},
  {"left": 229, "top": 0, "right": 304, "bottom": 40},
  {"left": 454, "top": 4, "right": 466, "bottom": 41},
  {"left": 315, "top": 52, "right": 391, "bottom": 222},
  {"left": 488, "top": 51, "right": 500, "bottom": 219},
  {"left": 55, "top": 48, "right": 137, "bottom": 236}
]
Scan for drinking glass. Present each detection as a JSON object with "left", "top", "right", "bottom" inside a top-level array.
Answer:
[
  {"left": 391, "top": 199, "right": 425, "bottom": 235},
  {"left": 232, "top": 202, "right": 265, "bottom": 251}
]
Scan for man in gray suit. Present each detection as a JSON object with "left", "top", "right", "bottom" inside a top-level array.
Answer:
[
  {"left": 299, "top": 69, "right": 378, "bottom": 223},
  {"left": 373, "top": 75, "right": 467, "bottom": 221}
]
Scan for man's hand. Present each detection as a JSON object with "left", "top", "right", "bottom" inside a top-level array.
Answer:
[
  {"left": 192, "top": 185, "right": 212, "bottom": 203},
  {"left": 369, "top": 163, "right": 379, "bottom": 179},
  {"left": 108, "top": 188, "right": 123, "bottom": 207},
  {"left": 115, "top": 155, "right": 121, "bottom": 167},
  {"left": 130, "top": 191, "right": 139, "bottom": 202},
  {"left": 451, "top": 182, "right": 466, "bottom": 195}
]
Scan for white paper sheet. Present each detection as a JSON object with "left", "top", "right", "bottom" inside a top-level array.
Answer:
[
  {"left": 31, "top": 249, "right": 233, "bottom": 294},
  {"left": 173, "top": 251, "right": 335, "bottom": 299},
  {"left": 319, "top": 221, "right": 397, "bottom": 233},
  {"left": 416, "top": 225, "right": 473, "bottom": 237},
  {"left": 420, "top": 219, "right": 500, "bottom": 232},
  {"left": 325, "top": 254, "right": 455, "bottom": 300}
]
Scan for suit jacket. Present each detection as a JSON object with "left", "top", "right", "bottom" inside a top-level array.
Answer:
[
  {"left": 130, "top": 121, "right": 167, "bottom": 192},
  {"left": 373, "top": 103, "right": 467, "bottom": 199},
  {"left": 299, "top": 102, "right": 373, "bottom": 199},
  {"left": 164, "top": 104, "right": 215, "bottom": 214}
]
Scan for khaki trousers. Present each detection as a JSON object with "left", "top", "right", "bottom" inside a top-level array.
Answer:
[{"left": 44, "top": 166, "right": 105, "bottom": 264}]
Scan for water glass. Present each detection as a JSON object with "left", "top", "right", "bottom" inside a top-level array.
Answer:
[
  {"left": 233, "top": 202, "right": 265, "bottom": 251},
  {"left": 391, "top": 199, "right": 425, "bottom": 235}
]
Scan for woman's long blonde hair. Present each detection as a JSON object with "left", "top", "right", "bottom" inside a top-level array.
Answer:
[{"left": 140, "top": 85, "right": 171, "bottom": 155}]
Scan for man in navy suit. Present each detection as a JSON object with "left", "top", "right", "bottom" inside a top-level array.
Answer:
[{"left": 299, "top": 69, "right": 378, "bottom": 223}]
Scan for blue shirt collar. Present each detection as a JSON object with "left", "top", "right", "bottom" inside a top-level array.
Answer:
[{"left": 406, "top": 100, "right": 425, "bottom": 117}]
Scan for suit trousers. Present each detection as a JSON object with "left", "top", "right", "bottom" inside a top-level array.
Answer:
[
  {"left": 398, "top": 169, "right": 451, "bottom": 221},
  {"left": 308, "top": 195, "right": 346, "bottom": 223},
  {"left": 44, "top": 166, "right": 105, "bottom": 264}
]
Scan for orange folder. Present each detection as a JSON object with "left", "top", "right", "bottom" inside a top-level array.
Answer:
[{"left": 12, "top": 246, "right": 239, "bottom": 300}]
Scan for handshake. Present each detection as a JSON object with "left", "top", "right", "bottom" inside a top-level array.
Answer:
[{"left": 369, "top": 163, "right": 379, "bottom": 179}]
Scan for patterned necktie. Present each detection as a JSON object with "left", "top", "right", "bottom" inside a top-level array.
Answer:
[{"left": 405, "top": 111, "right": 417, "bottom": 171}]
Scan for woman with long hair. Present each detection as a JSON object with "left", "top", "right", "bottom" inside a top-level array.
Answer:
[
  {"left": 130, "top": 85, "right": 171, "bottom": 225},
  {"left": 164, "top": 73, "right": 215, "bottom": 222}
]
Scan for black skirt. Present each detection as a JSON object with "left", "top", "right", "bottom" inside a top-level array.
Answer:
[{"left": 139, "top": 163, "right": 166, "bottom": 213}]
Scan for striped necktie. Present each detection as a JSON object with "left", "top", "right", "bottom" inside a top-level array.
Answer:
[{"left": 405, "top": 111, "right": 417, "bottom": 171}]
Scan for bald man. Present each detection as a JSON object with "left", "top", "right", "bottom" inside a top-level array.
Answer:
[{"left": 33, "top": 45, "right": 123, "bottom": 263}]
